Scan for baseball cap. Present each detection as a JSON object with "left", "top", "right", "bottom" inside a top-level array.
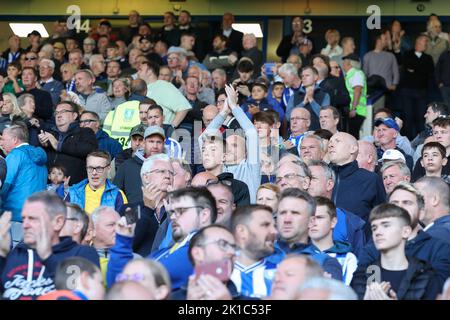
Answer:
[
  {"left": 342, "top": 53, "right": 361, "bottom": 63},
  {"left": 53, "top": 42, "right": 65, "bottom": 50},
  {"left": 130, "top": 124, "right": 146, "bottom": 138},
  {"left": 374, "top": 117, "right": 400, "bottom": 131},
  {"left": 144, "top": 126, "right": 165, "bottom": 140},
  {"left": 27, "top": 30, "right": 41, "bottom": 37},
  {"left": 380, "top": 149, "right": 406, "bottom": 163}
]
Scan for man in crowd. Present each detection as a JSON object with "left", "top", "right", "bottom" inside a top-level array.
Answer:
[
  {"left": 0, "top": 192, "right": 99, "bottom": 300},
  {"left": 38, "top": 101, "right": 98, "bottom": 185}
]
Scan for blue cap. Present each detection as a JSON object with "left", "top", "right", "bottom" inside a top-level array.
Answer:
[{"left": 374, "top": 117, "right": 400, "bottom": 131}]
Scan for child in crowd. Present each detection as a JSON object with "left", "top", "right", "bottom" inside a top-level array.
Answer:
[
  {"left": 47, "top": 164, "right": 69, "bottom": 193},
  {"left": 241, "top": 83, "right": 285, "bottom": 121},
  {"left": 420, "top": 141, "right": 450, "bottom": 184},
  {"left": 3, "top": 61, "right": 24, "bottom": 94}
]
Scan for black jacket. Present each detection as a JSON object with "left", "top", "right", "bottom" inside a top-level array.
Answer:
[
  {"left": 221, "top": 29, "right": 243, "bottom": 54},
  {"left": 332, "top": 160, "right": 386, "bottom": 223},
  {"left": 400, "top": 50, "right": 434, "bottom": 89},
  {"left": 113, "top": 149, "right": 145, "bottom": 204},
  {"left": 44, "top": 122, "right": 98, "bottom": 185},
  {"left": 357, "top": 230, "right": 450, "bottom": 286},
  {"left": 217, "top": 172, "right": 251, "bottom": 206},
  {"left": 436, "top": 50, "right": 450, "bottom": 87},
  {"left": 120, "top": 202, "right": 167, "bottom": 257},
  {"left": 319, "top": 75, "right": 351, "bottom": 110},
  {"left": 19, "top": 88, "right": 54, "bottom": 121},
  {"left": 351, "top": 256, "right": 441, "bottom": 300}
]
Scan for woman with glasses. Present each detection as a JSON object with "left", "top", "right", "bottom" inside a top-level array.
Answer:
[{"left": 116, "top": 259, "right": 171, "bottom": 300}]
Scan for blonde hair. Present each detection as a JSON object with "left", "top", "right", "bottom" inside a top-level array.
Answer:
[
  {"left": 257, "top": 183, "right": 281, "bottom": 200},
  {"left": 2, "top": 92, "right": 24, "bottom": 119}
]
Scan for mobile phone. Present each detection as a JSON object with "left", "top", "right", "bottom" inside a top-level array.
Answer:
[
  {"left": 194, "top": 259, "right": 232, "bottom": 282},
  {"left": 124, "top": 206, "right": 141, "bottom": 225},
  {"left": 264, "top": 62, "right": 276, "bottom": 76}
]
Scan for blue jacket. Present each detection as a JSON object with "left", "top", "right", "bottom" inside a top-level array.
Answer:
[
  {"left": 0, "top": 237, "right": 99, "bottom": 300},
  {"left": 107, "top": 232, "right": 195, "bottom": 291},
  {"left": 331, "top": 160, "right": 386, "bottom": 224},
  {"left": 96, "top": 129, "right": 123, "bottom": 160},
  {"left": 267, "top": 239, "right": 343, "bottom": 281},
  {"left": 59, "top": 178, "right": 126, "bottom": 212},
  {"left": 1, "top": 144, "right": 48, "bottom": 221},
  {"left": 309, "top": 241, "right": 358, "bottom": 285},
  {"left": 425, "top": 215, "right": 450, "bottom": 245},
  {"left": 334, "top": 207, "right": 367, "bottom": 256},
  {"left": 41, "top": 79, "right": 64, "bottom": 106},
  {"left": 241, "top": 97, "right": 286, "bottom": 121},
  {"left": 357, "top": 230, "right": 450, "bottom": 286}
]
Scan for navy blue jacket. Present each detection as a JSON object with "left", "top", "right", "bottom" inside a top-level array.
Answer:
[
  {"left": 332, "top": 160, "right": 386, "bottom": 223},
  {"left": 357, "top": 230, "right": 450, "bottom": 286},
  {"left": 96, "top": 129, "right": 123, "bottom": 160},
  {"left": 351, "top": 256, "right": 441, "bottom": 300},
  {"left": 0, "top": 237, "right": 99, "bottom": 300},
  {"left": 425, "top": 215, "right": 450, "bottom": 245},
  {"left": 334, "top": 207, "right": 367, "bottom": 256},
  {"left": 41, "top": 79, "right": 64, "bottom": 106}
]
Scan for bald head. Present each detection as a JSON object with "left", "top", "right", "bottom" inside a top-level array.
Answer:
[
  {"left": 191, "top": 171, "right": 218, "bottom": 187},
  {"left": 356, "top": 140, "right": 377, "bottom": 172},
  {"left": 328, "top": 132, "right": 359, "bottom": 166},
  {"left": 202, "top": 105, "right": 219, "bottom": 127}
]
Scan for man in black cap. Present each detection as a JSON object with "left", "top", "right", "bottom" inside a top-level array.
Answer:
[
  {"left": 114, "top": 123, "right": 145, "bottom": 171},
  {"left": 342, "top": 53, "right": 367, "bottom": 139}
]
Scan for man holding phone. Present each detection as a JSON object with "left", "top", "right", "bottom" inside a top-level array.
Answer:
[
  {"left": 107, "top": 186, "right": 217, "bottom": 292},
  {"left": 174, "top": 224, "right": 239, "bottom": 300}
]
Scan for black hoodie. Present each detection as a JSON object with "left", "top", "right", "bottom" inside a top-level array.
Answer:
[{"left": 0, "top": 237, "right": 99, "bottom": 300}]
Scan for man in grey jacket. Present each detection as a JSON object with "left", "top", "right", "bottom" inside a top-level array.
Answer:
[
  {"left": 199, "top": 84, "right": 260, "bottom": 203},
  {"left": 75, "top": 69, "right": 112, "bottom": 122}
]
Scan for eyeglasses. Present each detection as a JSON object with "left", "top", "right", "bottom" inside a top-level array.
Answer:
[
  {"left": 205, "top": 179, "right": 232, "bottom": 187},
  {"left": 54, "top": 109, "right": 74, "bottom": 116},
  {"left": 199, "top": 239, "right": 238, "bottom": 253},
  {"left": 25, "top": 57, "right": 37, "bottom": 61},
  {"left": 276, "top": 173, "right": 306, "bottom": 184},
  {"left": 331, "top": 66, "right": 340, "bottom": 70},
  {"left": 87, "top": 164, "right": 110, "bottom": 173},
  {"left": 79, "top": 119, "right": 98, "bottom": 124},
  {"left": 217, "top": 99, "right": 226, "bottom": 105},
  {"left": 65, "top": 217, "right": 79, "bottom": 222},
  {"left": 115, "top": 273, "right": 145, "bottom": 283},
  {"left": 167, "top": 206, "right": 204, "bottom": 218},
  {"left": 148, "top": 169, "right": 176, "bottom": 176}
]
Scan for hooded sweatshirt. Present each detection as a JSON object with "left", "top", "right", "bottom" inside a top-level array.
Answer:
[
  {"left": 1, "top": 144, "right": 48, "bottom": 221},
  {"left": 0, "top": 237, "right": 99, "bottom": 300}
]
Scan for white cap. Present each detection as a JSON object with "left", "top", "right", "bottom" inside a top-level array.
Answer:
[{"left": 380, "top": 149, "right": 406, "bottom": 163}]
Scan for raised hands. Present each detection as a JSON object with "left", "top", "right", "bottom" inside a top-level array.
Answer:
[
  {"left": 187, "top": 274, "right": 232, "bottom": 300},
  {"left": 224, "top": 84, "right": 239, "bottom": 109},
  {"left": 115, "top": 215, "right": 136, "bottom": 238},
  {"left": 35, "top": 213, "right": 53, "bottom": 260}
]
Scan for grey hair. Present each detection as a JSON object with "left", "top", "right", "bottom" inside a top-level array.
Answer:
[
  {"left": 380, "top": 161, "right": 411, "bottom": 178},
  {"left": 349, "top": 60, "right": 361, "bottom": 70},
  {"left": 415, "top": 176, "right": 450, "bottom": 208},
  {"left": 40, "top": 58, "right": 55, "bottom": 69},
  {"left": 308, "top": 160, "right": 336, "bottom": 182},
  {"left": 276, "top": 158, "right": 312, "bottom": 179},
  {"left": 89, "top": 54, "right": 105, "bottom": 68},
  {"left": 278, "top": 63, "right": 299, "bottom": 77},
  {"left": 298, "top": 277, "right": 358, "bottom": 300},
  {"left": 212, "top": 68, "right": 226, "bottom": 78},
  {"left": 91, "top": 206, "right": 119, "bottom": 226},
  {"left": 302, "top": 132, "right": 326, "bottom": 152},
  {"left": 141, "top": 153, "right": 171, "bottom": 177}
]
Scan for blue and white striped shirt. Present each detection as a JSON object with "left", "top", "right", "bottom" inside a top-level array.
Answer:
[{"left": 230, "top": 259, "right": 277, "bottom": 298}]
